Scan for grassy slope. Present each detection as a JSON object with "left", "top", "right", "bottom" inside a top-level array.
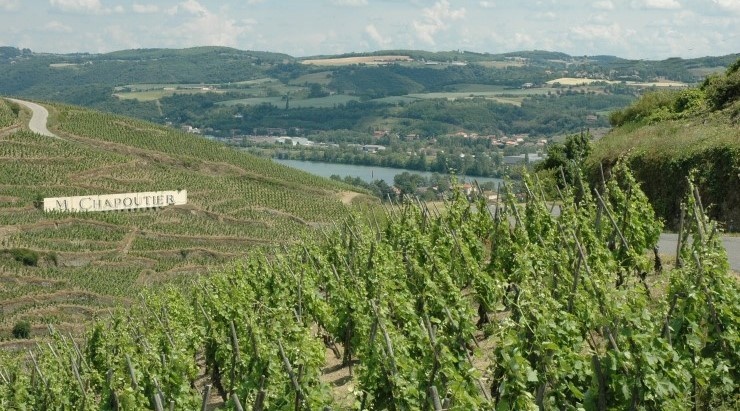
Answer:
[
  {"left": 587, "top": 113, "right": 740, "bottom": 230},
  {"left": 0, "top": 101, "right": 370, "bottom": 340}
]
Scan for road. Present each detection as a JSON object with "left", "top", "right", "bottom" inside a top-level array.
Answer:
[
  {"left": 658, "top": 233, "right": 740, "bottom": 272},
  {"left": 7, "top": 98, "right": 58, "bottom": 138}
]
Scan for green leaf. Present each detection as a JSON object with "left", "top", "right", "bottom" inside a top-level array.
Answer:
[{"left": 568, "top": 383, "right": 584, "bottom": 400}]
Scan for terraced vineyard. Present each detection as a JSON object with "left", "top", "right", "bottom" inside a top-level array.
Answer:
[
  {"left": 0, "top": 99, "right": 20, "bottom": 129},
  {"left": 0, "top": 163, "right": 736, "bottom": 409},
  {"left": 0, "top": 100, "right": 368, "bottom": 341}
]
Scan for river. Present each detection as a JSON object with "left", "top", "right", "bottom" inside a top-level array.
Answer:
[{"left": 273, "top": 159, "right": 505, "bottom": 186}]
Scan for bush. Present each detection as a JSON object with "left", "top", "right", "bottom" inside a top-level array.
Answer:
[
  {"left": 609, "top": 90, "right": 679, "bottom": 126},
  {"left": 702, "top": 59, "right": 740, "bottom": 110},
  {"left": 12, "top": 320, "right": 30, "bottom": 339},
  {"left": 33, "top": 193, "right": 44, "bottom": 210},
  {"left": 10, "top": 248, "right": 39, "bottom": 266}
]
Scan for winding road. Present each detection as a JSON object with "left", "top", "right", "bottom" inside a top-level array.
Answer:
[
  {"left": 7, "top": 98, "right": 58, "bottom": 138},
  {"left": 5, "top": 97, "right": 739, "bottom": 271}
]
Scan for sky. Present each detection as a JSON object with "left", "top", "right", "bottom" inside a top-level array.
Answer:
[{"left": 0, "top": 0, "right": 738, "bottom": 59}]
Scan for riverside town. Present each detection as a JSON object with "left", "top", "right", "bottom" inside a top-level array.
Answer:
[{"left": 44, "top": 190, "right": 187, "bottom": 213}]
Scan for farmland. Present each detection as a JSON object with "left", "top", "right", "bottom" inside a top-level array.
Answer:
[
  {"left": 0, "top": 100, "right": 369, "bottom": 341},
  {"left": 0, "top": 157, "right": 736, "bottom": 409},
  {"left": 547, "top": 77, "right": 689, "bottom": 87},
  {"left": 300, "top": 55, "right": 414, "bottom": 66}
]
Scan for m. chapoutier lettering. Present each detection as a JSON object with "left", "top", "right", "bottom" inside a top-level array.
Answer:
[{"left": 44, "top": 190, "right": 187, "bottom": 213}]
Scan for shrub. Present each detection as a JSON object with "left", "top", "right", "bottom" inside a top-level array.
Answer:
[
  {"left": 609, "top": 90, "right": 679, "bottom": 126},
  {"left": 12, "top": 320, "right": 30, "bottom": 339},
  {"left": 10, "top": 248, "right": 39, "bottom": 266},
  {"left": 33, "top": 193, "right": 44, "bottom": 210},
  {"left": 702, "top": 61, "right": 740, "bottom": 110}
]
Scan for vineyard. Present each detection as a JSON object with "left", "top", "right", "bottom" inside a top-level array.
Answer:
[
  {"left": 0, "top": 160, "right": 736, "bottom": 409},
  {"left": 0, "top": 99, "right": 20, "bottom": 130},
  {"left": 0, "top": 101, "right": 367, "bottom": 340}
]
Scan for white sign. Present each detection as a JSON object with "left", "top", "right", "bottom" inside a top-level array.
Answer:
[{"left": 44, "top": 190, "right": 187, "bottom": 212}]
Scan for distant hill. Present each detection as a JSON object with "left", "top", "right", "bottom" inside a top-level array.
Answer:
[
  {"left": 0, "top": 99, "right": 367, "bottom": 339},
  {"left": 3, "top": 46, "right": 738, "bottom": 180},
  {"left": 587, "top": 59, "right": 740, "bottom": 230},
  {"left": 1, "top": 45, "right": 737, "bottom": 154}
]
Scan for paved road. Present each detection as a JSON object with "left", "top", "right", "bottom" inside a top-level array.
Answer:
[
  {"left": 658, "top": 233, "right": 740, "bottom": 271},
  {"left": 7, "top": 98, "right": 58, "bottom": 138}
]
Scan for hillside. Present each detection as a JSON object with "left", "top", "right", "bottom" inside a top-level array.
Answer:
[
  {"left": 587, "top": 59, "right": 740, "bottom": 230},
  {"left": 0, "top": 156, "right": 736, "bottom": 409},
  {"left": 0, "top": 98, "right": 367, "bottom": 340},
  {"left": 1, "top": 46, "right": 737, "bottom": 141}
]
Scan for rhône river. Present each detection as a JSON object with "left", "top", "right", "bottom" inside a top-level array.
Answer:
[{"left": 273, "top": 159, "right": 505, "bottom": 186}]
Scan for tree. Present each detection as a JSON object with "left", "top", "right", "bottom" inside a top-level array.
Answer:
[
  {"left": 373, "top": 179, "right": 396, "bottom": 202},
  {"left": 394, "top": 172, "right": 426, "bottom": 197},
  {"left": 536, "top": 131, "right": 592, "bottom": 187},
  {"left": 702, "top": 57, "right": 740, "bottom": 110},
  {"left": 308, "top": 83, "right": 328, "bottom": 98}
]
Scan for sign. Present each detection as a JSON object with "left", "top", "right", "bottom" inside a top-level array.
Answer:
[{"left": 44, "top": 190, "right": 187, "bottom": 213}]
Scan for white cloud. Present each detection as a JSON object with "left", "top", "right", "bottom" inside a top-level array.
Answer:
[
  {"left": 592, "top": 1, "right": 614, "bottom": 10},
  {"left": 132, "top": 4, "right": 159, "bottom": 14},
  {"left": 571, "top": 23, "right": 631, "bottom": 40},
  {"left": 330, "top": 0, "right": 368, "bottom": 6},
  {"left": 164, "top": 1, "right": 252, "bottom": 47},
  {"left": 712, "top": 0, "right": 740, "bottom": 13},
  {"left": 413, "top": 0, "right": 466, "bottom": 45},
  {"left": 179, "top": 0, "right": 209, "bottom": 16},
  {"left": 106, "top": 25, "right": 140, "bottom": 49},
  {"left": 49, "top": 0, "right": 103, "bottom": 13},
  {"left": 365, "top": 24, "right": 391, "bottom": 47},
  {"left": 535, "top": 11, "right": 557, "bottom": 20},
  {"left": 631, "top": 0, "right": 681, "bottom": 10},
  {"left": 479, "top": 1, "right": 495, "bottom": 8},
  {"left": 0, "top": 0, "right": 19, "bottom": 11},
  {"left": 43, "top": 21, "right": 73, "bottom": 33}
]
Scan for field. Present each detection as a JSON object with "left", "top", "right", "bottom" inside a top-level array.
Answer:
[
  {"left": 113, "top": 79, "right": 303, "bottom": 102},
  {"left": 114, "top": 88, "right": 226, "bottom": 101},
  {"left": 0, "top": 100, "right": 370, "bottom": 341},
  {"left": 288, "top": 71, "right": 334, "bottom": 86},
  {"left": 301, "top": 55, "right": 413, "bottom": 66},
  {"left": 548, "top": 77, "right": 689, "bottom": 87},
  {"left": 404, "top": 84, "right": 554, "bottom": 106},
  {"left": 218, "top": 94, "right": 360, "bottom": 108},
  {"left": 476, "top": 60, "right": 526, "bottom": 68}
]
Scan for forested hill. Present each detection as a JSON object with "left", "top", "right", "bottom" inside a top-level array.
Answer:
[
  {"left": 1, "top": 46, "right": 738, "bottom": 139},
  {"left": 587, "top": 58, "right": 740, "bottom": 230}
]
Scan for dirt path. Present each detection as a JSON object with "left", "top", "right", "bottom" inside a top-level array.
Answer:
[
  {"left": 6, "top": 98, "right": 58, "bottom": 138},
  {"left": 339, "top": 191, "right": 360, "bottom": 205},
  {"left": 119, "top": 228, "right": 138, "bottom": 256}
]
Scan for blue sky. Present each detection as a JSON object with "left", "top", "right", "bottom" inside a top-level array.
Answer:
[{"left": 0, "top": 0, "right": 738, "bottom": 59}]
